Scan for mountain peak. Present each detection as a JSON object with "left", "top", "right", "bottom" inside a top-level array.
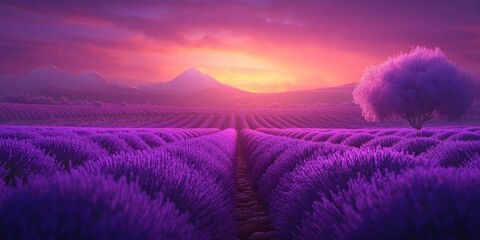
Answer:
[
  {"left": 0, "top": 65, "right": 114, "bottom": 94},
  {"left": 31, "top": 65, "right": 62, "bottom": 73},
  {"left": 179, "top": 67, "right": 206, "bottom": 78},
  {"left": 143, "top": 67, "right": 244, "bottom": 94},
  {"left": 29, "top": 65, "right": 71, "bottom": 78},
  {"left": 170, "top": 67, "right": 217, "bottom": 86},
  {"left": 185, "top": 67, "right": 201, "bottom": 73},
  {"left": 46, "top": 65, "right": 60, "bottom": 71}
]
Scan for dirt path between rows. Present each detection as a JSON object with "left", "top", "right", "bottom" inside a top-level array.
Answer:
[{"left": 234, "top": 144, "right": 275, "bottom": 240}]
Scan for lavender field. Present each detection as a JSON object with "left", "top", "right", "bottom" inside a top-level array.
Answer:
[
  {"left": 1, "top": 1, "right": 480, "bottom": 239},
  {"left": 243, "top": 127, "right": 480, "bottom": 239},
  {"left": 1, "top": 102, "right": 480, "bottom": 129},
  {"left": 0, "top": 126, "right": 237, "bottom": 239},
  {"left": 1, "top": 104, "right": 480, "bottom": 239}
]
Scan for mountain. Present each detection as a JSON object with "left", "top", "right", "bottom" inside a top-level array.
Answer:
[
  {"left": 0, "top": 65, "right": 356, "bottom": 107},
  {"left": 140, "top": 67, "right": 245, "bottom": 94},
  {"left": 0, "top": 65, "right": 113, "bottom": 94}
]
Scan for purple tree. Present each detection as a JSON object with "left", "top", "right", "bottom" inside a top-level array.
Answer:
[{"left": 353, "top": 47, "right": 473, "bottom": 129}]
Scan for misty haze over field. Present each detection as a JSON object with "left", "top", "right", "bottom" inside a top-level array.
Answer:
[{"left": 0, "top": 1, "right": 480, "bottom": 240}]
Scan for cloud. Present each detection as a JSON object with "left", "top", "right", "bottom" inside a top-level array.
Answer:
[{"left": 0, "top": 0, "right": 479, "bottom": 92}]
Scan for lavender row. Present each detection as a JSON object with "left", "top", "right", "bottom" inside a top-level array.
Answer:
[
  {"left": 242, "top": 129, "right": 480, "bottom": 239},
  {"left": 0, "top": 126, "right": 220, "bottom": 176},
  {"left": 0, "top": 129, "right": 238, "bottom": 239},
  {"left": 259, "top": 127, "right": 480, "bottom": 167},
  {"left": 258, "top": 127, "right": 480, "bottom": 156},
  {"left": 259, "top": 127, "right": 480, "bottom": 144},
  {"left": 0, "top": 103, "right": 182, "bottom": 122},
  {"left": 0, "top": 126, "right": 219, "bottom": 142},
  {"left": 0, "top": 103, "right": 388, "bottom": 129},
  {"left": 298, "top": 168, "right": 480, "bottom": 239},
  {"left": 0, "top": 171, "right": 205, "bottom": 239}
]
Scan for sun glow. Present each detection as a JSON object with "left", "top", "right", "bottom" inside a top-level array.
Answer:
[
  {"left": 1, "top": 1, "right": 478, "bottom": 93},
  {"left": 169, "top": 49, "right": 297, "bottom": 93}
]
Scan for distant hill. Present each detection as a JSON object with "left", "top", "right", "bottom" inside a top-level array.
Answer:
[
  {"left": 0, "top": 66, "right": 356, "bottom": 107},
  {"left": 0, "top": 65, "right": 116, "bottom": 94},
  {"left": 234, "top": 85, "right": 355, "bottom": 107},
  {"left": 140, "top": 68, "right": 245, "bottom": 95}
]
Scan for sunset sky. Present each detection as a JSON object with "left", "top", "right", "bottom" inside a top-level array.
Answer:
[{"left": 1, "top": 0, "right": 479, "bottom": 92}]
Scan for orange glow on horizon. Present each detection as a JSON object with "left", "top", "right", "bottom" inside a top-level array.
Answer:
[
  {"left": 176, "top": 49, "right": 296, "bottom": 93},
  {"left": 132, "top": 44, "right": 379, "bottom": 93},
  {"left": 2, "top": 1, "right": 479, "bottom": 93}
]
